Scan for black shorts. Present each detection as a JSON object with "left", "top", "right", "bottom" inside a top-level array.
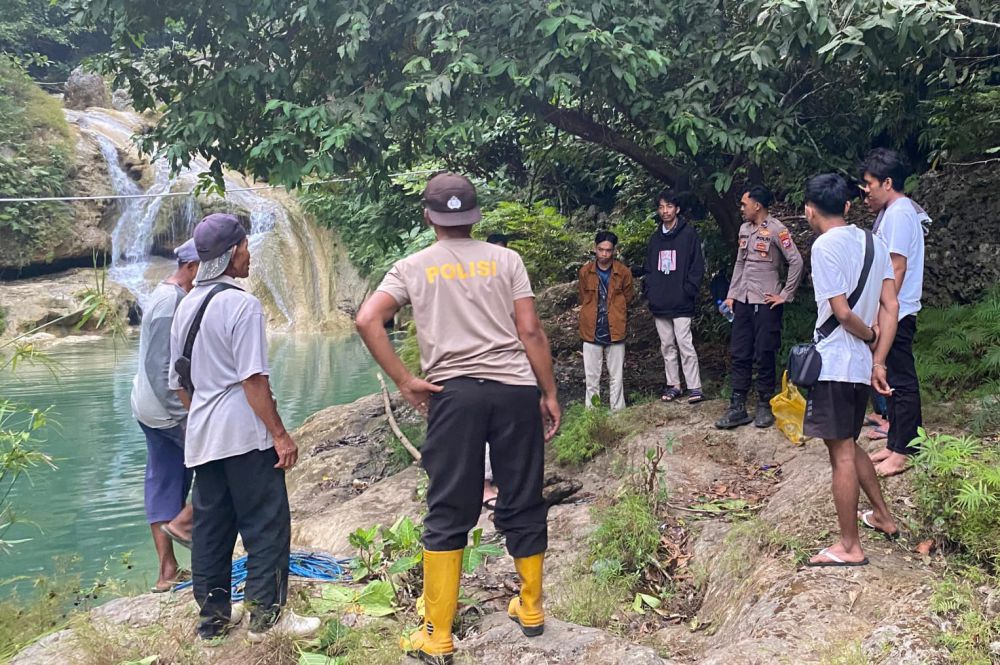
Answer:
[{"left": 804, "top": 381, "right": 869, "bottom": 441}]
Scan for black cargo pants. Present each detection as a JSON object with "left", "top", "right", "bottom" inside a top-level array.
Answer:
[
  {"left": 421, "top": 377, "right": 547, "bottom": 558},
  {"left": 192, "top": 447, "right": 291, "bottom": 637},
  {"left": 729, "top": 301, "right": 784, "bottom": 398}
]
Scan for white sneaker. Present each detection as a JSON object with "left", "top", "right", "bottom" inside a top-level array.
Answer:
[{"left": 246, "top": 609, "right": 321, "bottom": 643}]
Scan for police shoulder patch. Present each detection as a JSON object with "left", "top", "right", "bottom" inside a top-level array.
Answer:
[{"left": 779, "top": 229, "right": 792, "bottom": 249}]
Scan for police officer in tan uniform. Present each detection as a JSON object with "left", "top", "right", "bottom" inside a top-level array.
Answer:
[{"left": 716, "top": 185, "right": 803, "bottom": 429}]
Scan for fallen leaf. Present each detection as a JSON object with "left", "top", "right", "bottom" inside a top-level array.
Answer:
[{"left": 916, "top": 539, "right": 935, "bottom": 555}]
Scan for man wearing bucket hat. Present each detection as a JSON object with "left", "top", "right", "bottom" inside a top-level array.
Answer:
[
  {"left": 356, "top": 173, "right": 561, "bottom": 663},
  {"left": 131, "top": 238, "right": 199, "bottom": 593},
  {"left": 168, "top": 213, "right": 319, "bottom": 642}
]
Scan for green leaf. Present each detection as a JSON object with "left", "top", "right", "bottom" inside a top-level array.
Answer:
[{"left": 537, "top": 17, "right": 564, "bottom": 37}]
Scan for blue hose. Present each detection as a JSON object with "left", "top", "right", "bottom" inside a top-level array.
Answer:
[{"left": 173, "top": 551, "right": 353, "bottom": 601}]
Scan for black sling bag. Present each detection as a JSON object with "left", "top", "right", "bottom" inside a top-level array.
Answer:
[
  {"left": 173, "top": 283, "right": 240, "bottom": 395},
  {"left": 787, "top": 229, "right": 874, "bottom": 389}
]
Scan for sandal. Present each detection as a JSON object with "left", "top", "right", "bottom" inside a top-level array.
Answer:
[
  {"left": 858, "top": 510, "right": 900, "bottom": 540},
  {"left": 687, "top": 389, "right": 704, "bottom": 404},
  {"left": 661, "top": 387, "right": 683, "bottom": 402}
]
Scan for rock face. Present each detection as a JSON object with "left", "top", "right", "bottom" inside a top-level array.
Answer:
[
  {"left": 914, "top": 164, "right": 1000, "bottom": 307},
  {"left": 0, "top": 268, "right": 135, "bottom": 341},
  {"left": 63, "top": 67, "right": 112, "bottom": 111}
]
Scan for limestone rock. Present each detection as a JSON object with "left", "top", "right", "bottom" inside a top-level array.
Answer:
[
  {"left": 0, "top": 268, "right": 135, "bottom": 341},
  {"left": 111, "top": 89, "right": 132, "bottom": 112},
  {"left": 63, "top": 67, "right": 112, "bottom": 110},
  {"left": 458, "top": 612, "right": 679, "bottom": 664},
  {"left": 9, "top": 629, "right": 80, "bottom": 665}
]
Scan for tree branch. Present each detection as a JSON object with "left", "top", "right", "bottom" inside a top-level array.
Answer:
[{"left": 521, "top": 96, "right": 689, "bottom": 187}]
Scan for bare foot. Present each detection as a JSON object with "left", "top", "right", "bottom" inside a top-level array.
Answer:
[
  {"left": 874, "top": 452, "right": 910, "bottom": 478},
  {"left": 808, "top": 542, "right": 866, "bottom": 566},
  {"left": 869, "top": 447, "right": 891, "bottom": 463},
  {"left": 168, "top": 504, "right": 194, "bottom": 542},
  {"left": 866, "top": 412, "right": 887, "bottom": 428},
  {"left": 857, "top": 509, "right": 898, "bottom": 538}
]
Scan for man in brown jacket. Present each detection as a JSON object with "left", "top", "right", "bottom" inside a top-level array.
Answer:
[{"left": 578, "top": 230, "right": 634, "bottom": 410}]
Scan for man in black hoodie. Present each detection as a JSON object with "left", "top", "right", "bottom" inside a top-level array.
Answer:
[{"left": 643, "top": 190, "right": 706, "bottom": 404}]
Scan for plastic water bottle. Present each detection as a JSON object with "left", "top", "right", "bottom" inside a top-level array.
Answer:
[{"left": 717, "top": 299, "right": 735, "bottom": 323}]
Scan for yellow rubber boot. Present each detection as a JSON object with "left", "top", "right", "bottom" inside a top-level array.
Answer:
[
  {"left": 508, "top": 552, "right": 545, "bottom": 636},
  {"left": 400, "top": 549, "right": 463, "bottom": 663}
]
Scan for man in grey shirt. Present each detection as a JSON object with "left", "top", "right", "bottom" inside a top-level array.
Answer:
[
  {"left": 130, "top": 239, "right": 199, "bottom": 593},
  {"left": 169, "top": 213, "right": 318, "bottom": 642}
]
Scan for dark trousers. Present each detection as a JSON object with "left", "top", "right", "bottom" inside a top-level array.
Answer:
[
  {"left": 729, "top": 301, "right": 784, "bottom": 398},
  {"left": 887, "top": 315, "right": 923, "bottom": 455},
  {"left": 192, "top": 448, "right": 290, "bottom": 636},
  {"left": 422, "top": 378, "right": 547, "bottom": 558}
]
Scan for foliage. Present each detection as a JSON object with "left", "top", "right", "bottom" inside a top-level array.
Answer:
[
  {"left": 300, "top": 173, "right": 434, "bottom": 282},
  {"left": 298, "top": 619, "right": 401, "bottom": 665},
  {"left": 0, "top": 0, "right": 109, "bottom": 78},
  {"left": 589, "top": 491, "right": 661, "bottom": 586},
  {"left": 929, "top": 572, "right": 1000, "bottom": 665},
  {"left": 913, "top": 286, "right": 1000, "bottom": 399},
  {"left": 0, "top": 58, "right": 75, "bottom": 268},
  {"left": 551, "top": 572, "right": 630, "bottom": 630},
  {"left": 921, "top": 87, "right": 1000, "bottom": 164},
  {"left": 397, "top": 320, "right": 421, "bottom": 377},
  {"left": 475, "top": 201, "right": 588, "bottom": 288},
  {"left": 551, "top": 401, "right": 625, "bottom": 466},
  {"left": 80, "top": 0, "right": 999, "bottom": 241},
  {"left": 0, "top": 306, "right": 7, "bottom": 336},
  {"left": 911, "top": 429, "right": 1000, "bottom": 568},
  {"left": 345, "top": 516, "right": 500, "bottom": 609},
  {"left": 0, "top": 398, "right": 53, "bottom": 553}
]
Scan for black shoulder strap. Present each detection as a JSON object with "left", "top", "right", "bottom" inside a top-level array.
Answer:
[
  {"left": 182, "top": 283, "right": 240, "bottom": 360},
  {"left": 816, "top": 229, "right": 875, "bottom": 339}
]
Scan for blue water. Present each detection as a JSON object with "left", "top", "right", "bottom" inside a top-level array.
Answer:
[{"left": 0, "top": 334, "right": 380, "bottom": 596}]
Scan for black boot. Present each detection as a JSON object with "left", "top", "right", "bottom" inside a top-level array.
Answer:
[
  {"left": 715, "top": 392, "right": 753, "bottom": 429},
  {"left": 754, "top": 399, "right": 775, "bottom": 428}
]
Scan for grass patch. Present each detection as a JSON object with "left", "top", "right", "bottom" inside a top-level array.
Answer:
[
  {"left": 590, "top": 491, "right": 660, "bottom": 582},
  {"left": 386, "top": 421, "right": 425, "bottom": 474},
  {"left": 818, "top": 639, "right": 868, "bottom": 665},
  {"left": 71, "top": 614, "right": 209, "bottom": 665},
  {"left": 551, "top": 573, "right": 631, "bottom": 630},
  {"left": 929, "top": 571, "right": 1000, "bottom": 665},
  {"left": 551, "top": 402, "right": 626, "bottom": 466},
  {"left": 301, "top": 619, "right": 401, "bottom": 665}
]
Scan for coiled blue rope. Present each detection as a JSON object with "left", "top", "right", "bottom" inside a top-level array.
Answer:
[{"left": 173, "top": 551, "right": 353, "bottom": 600}]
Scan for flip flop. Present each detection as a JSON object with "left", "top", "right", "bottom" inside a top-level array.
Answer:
[
  {"left": 865, "top": 425, "right": 888, "bottom": 441},
  {"left": 858, "top": 510, "right": 900, "bottom": 540},
  {"left": 805, "top": 547, "right": 869, "bottom": 567},
  {"left": 151, "top": 582, "right": 177, "bottom": 594},
  {"left": 482, "top": 497, "right": 497, "bottom": 511},
  {"left": 661, "top": 387, "right": 683, "bottom": 402},
  {"left": 160, "top": 523, "right": 193, "bottom": 550},
  {"left": 687, "top": 390, "right": 704, "bottom": 405},
  {"left": 150, "top": 569, "right": 191, "bottom": 594}
]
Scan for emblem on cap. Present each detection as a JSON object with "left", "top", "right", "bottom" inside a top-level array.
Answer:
[{"left": 447, "top": 196, "right": 462, "bottom": 210}]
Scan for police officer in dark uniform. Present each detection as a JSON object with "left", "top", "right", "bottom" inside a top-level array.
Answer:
[{"left": 716, "top": 185, "right": 803, "bottom": 429}]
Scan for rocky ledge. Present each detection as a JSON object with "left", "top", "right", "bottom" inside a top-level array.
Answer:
[{"left": 11, "top": 385, "right": 959, "bottom": 664}]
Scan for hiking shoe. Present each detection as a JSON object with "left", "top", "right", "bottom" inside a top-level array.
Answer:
[
  {"left": 247, "top": 609, "right": 321, "bottom": 643},
  {"left": 715, "top": 392, "right": 752, "bottom": 429},
  {"left": 754, "top": 401, "right": 775, "bottom": 428}
]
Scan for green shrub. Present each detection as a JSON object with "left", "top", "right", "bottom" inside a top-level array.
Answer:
[
  {"left": 551, "top": 402, "right": 625, "bottom": 466},
  {"left": 589, "top": 491, "right": 660, "bottom": 584},
  {"left": 911, "top": 429, "right": 1000, "bottom": 568},
  {"left": 0, "top": 58, "right": 74, "bottom": 268},
  {"left": 475, "top": 201, "right": 588, "bottom": 289},
  {"left": 913, "top": 287, "right": 1000, "bottom": 400}
]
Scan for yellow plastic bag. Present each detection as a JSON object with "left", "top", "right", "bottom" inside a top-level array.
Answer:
[{"left": 770, "top": 371, "right": 807, "bottom": 446}]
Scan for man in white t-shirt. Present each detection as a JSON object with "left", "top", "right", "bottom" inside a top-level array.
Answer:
[
  {"left": 860, "top": 148, "right": 928, "bottom": 477},
  {"left": 802, "top": 174, "right": 900, "bottom": 567}
]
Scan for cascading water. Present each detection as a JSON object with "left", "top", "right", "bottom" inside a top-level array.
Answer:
[{"left": 63, "top": 107, "right": 366, "bottom": 329}]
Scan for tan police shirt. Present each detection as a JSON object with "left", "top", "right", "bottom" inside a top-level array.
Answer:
[
  {"left": 727, "top": 215, "right": 804, "bottom": 305},
  {"left": 376, "top": 237, "right": 538, "bottom": 386}
]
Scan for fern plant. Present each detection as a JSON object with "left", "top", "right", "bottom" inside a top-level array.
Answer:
[
  {"left": 914, "top": 287, "right": 1000, "bottom": 400},
  {"left": 911, "top": 429, "right": 1000, "bottom": 568}
]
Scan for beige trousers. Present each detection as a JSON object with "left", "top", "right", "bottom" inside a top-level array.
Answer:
[
  {"left": 583, "top": 342, "right": 626, "bottom": 411},
  {"left": 653, "top": 317, "right": 702, "bottom": 390}
]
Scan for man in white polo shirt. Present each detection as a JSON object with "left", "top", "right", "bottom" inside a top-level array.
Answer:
[
  {"left": 169, "top": 213, "right": 318, "bottom": 642},
  {"left": 860, "top": 148, "right": 928, "bottom": 477}
]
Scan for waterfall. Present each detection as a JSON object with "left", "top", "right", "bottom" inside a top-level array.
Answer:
[{"left": 64, "top": 108, "right": 366, "bottom": 330}]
